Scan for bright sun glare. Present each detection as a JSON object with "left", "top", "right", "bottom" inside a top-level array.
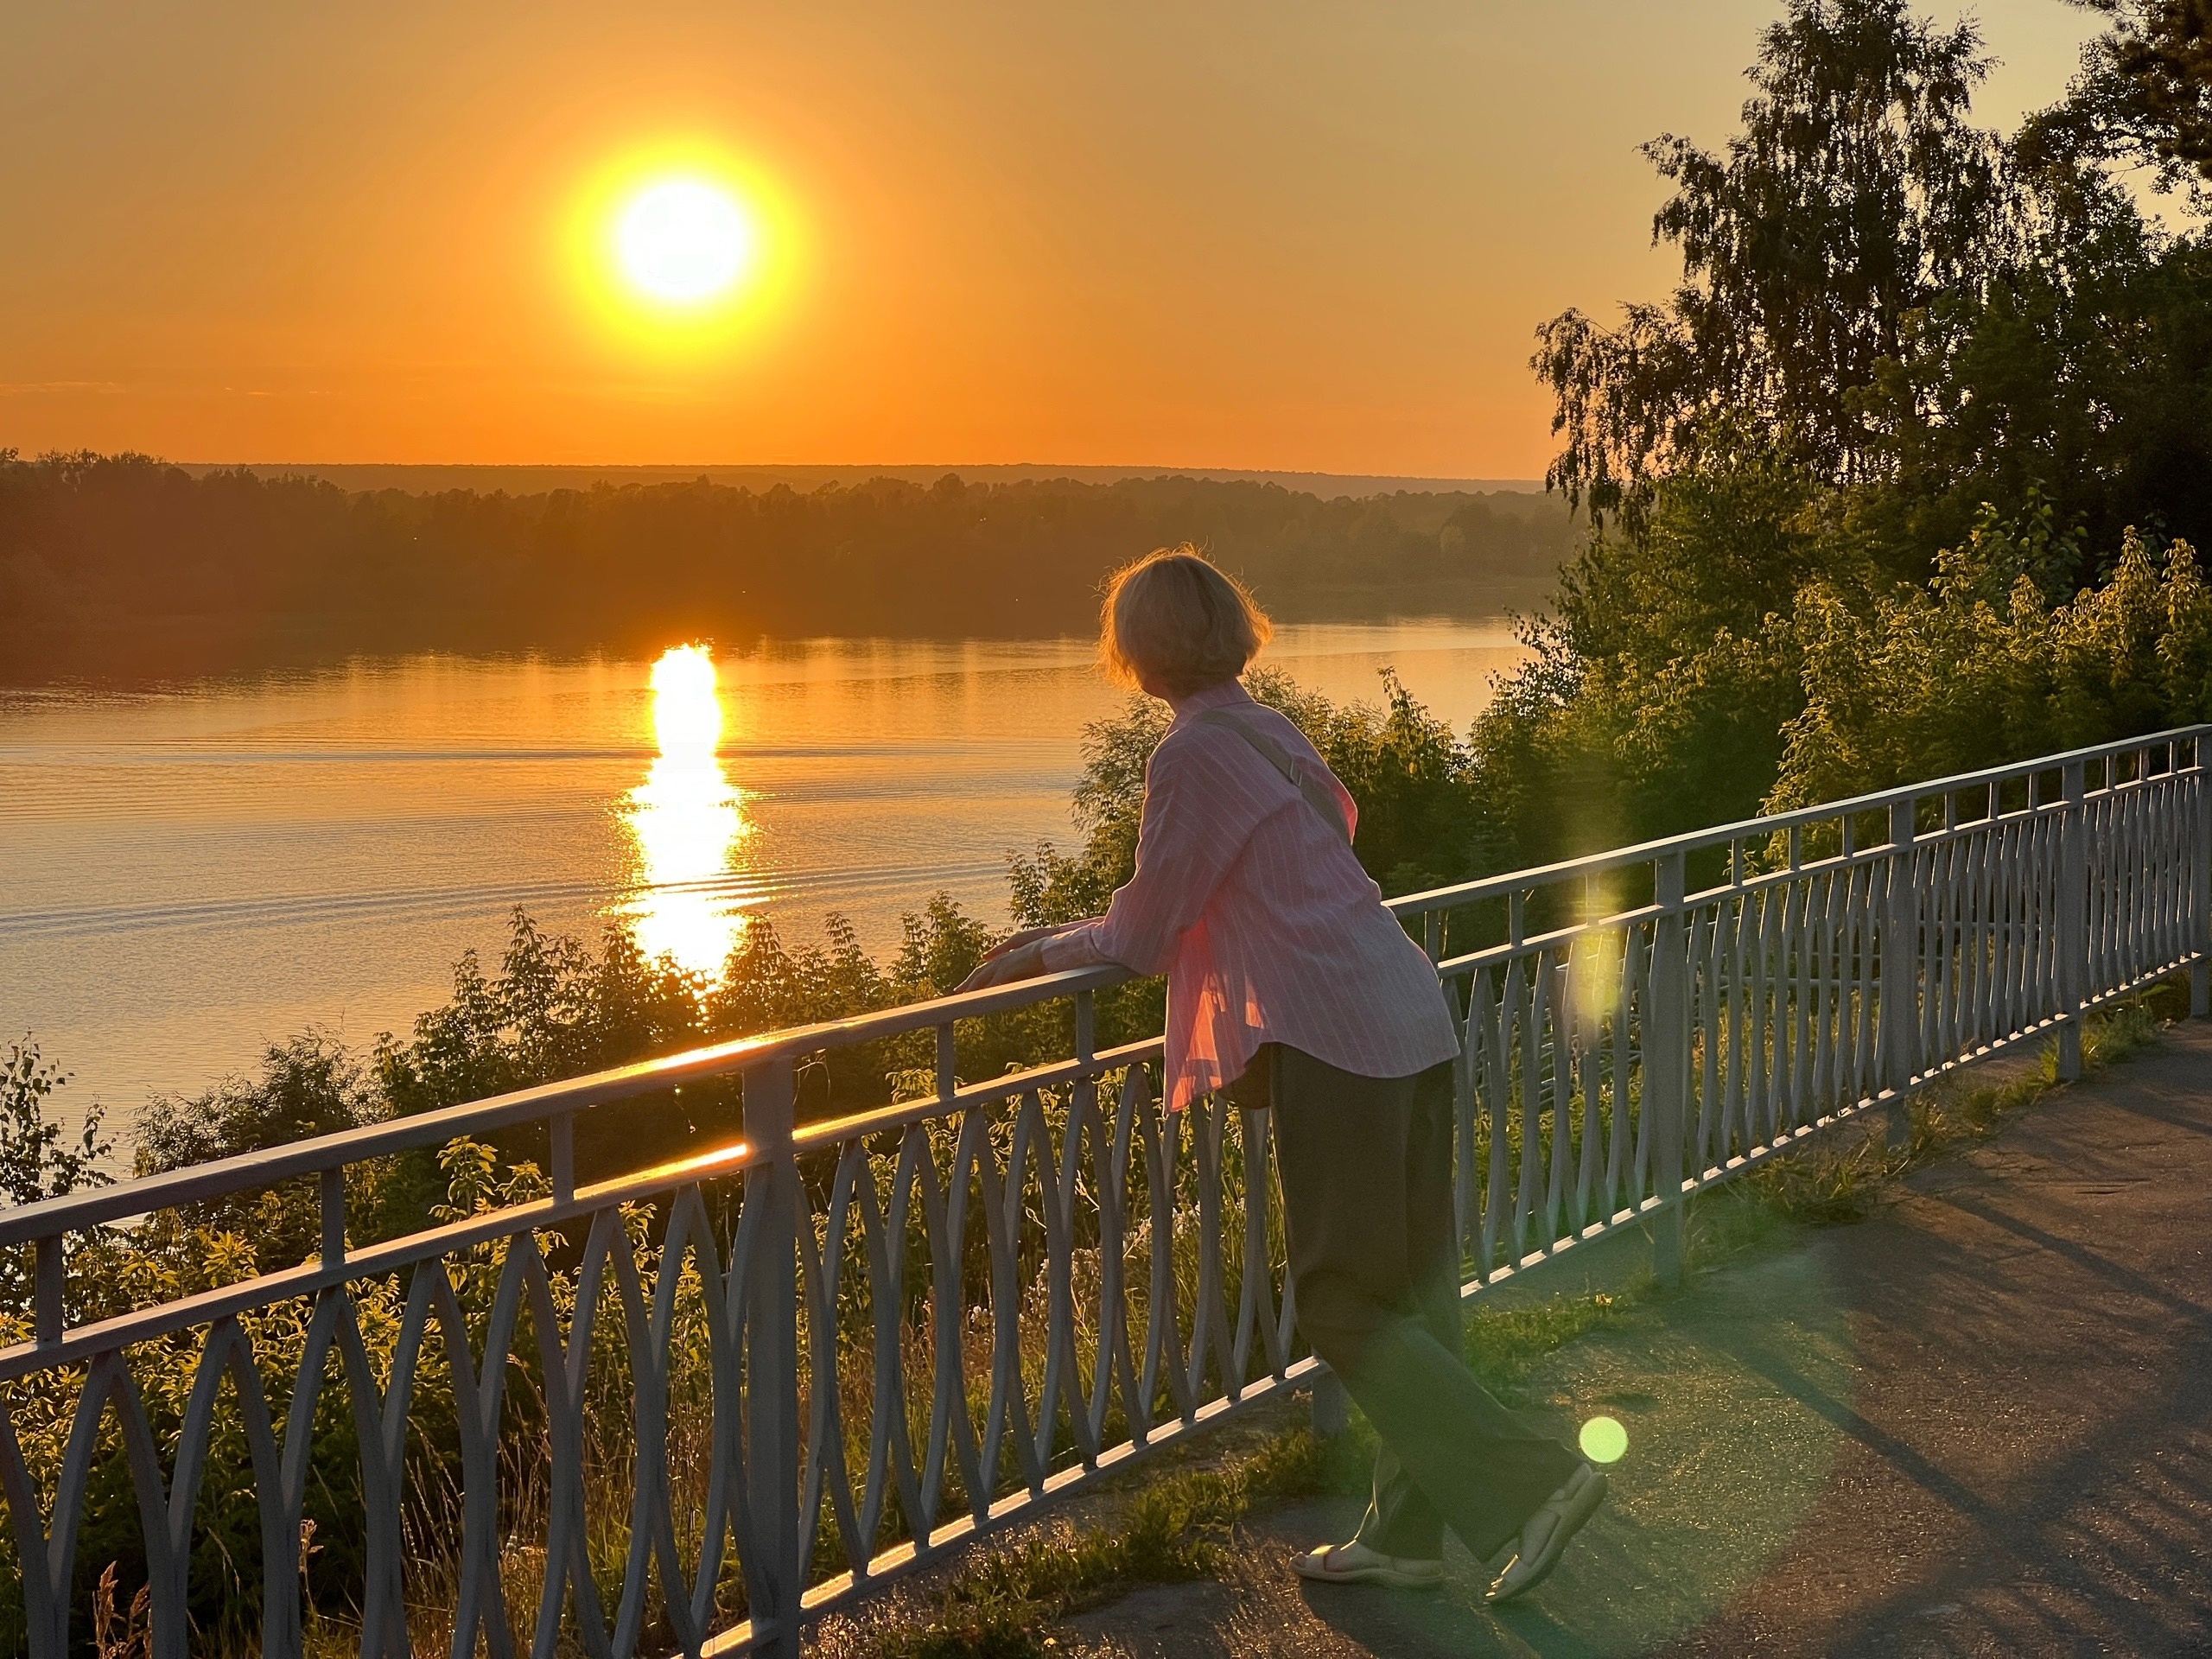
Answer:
[{"left": 616, "top": 179, "right": 757, "bottom": 305}]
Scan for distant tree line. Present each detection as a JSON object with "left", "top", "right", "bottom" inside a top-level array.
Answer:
[{"left": 0, "top": 461, "right": 1569, "bottom": 682}]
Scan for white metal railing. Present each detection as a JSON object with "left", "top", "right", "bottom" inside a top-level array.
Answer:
[{"left": 1, "top": 728, "right": 2204, "bottom": 1657}]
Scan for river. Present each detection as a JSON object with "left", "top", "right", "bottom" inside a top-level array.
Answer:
[{"left": 0, "top": 620, "right": 1523, "bottom": 1128}]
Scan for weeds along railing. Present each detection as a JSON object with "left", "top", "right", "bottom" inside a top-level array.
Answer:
[{"left": 0, "top": 728, "right": 2205, "bottom": 1659}]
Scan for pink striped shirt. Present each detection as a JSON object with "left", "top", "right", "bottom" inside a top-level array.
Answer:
[{"left": 1039, "top": 679, "right": 1460, "bottom": 1110}]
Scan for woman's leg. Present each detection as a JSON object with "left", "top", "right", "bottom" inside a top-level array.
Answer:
[
  {"left": 1274, "top": 1046, "right": 1578, "bottom": 1563},
  {"left": 1352, "top": 1059, "right": 1459, "bottom": 1560}
]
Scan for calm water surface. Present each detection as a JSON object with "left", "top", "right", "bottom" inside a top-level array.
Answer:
[{"left": 0, "top": 622, "right": 1523, "bottom": 1128}]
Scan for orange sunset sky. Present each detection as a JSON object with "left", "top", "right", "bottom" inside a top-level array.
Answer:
[{"left": 3, "top": 3, "right": 2106, "bottom": 479}]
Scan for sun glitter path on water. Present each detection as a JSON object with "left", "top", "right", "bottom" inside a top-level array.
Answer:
[
  {"left": 624, "top": 645, "right": 750, "bottom": 980},
  {"left": 1580, "top": 1414, "right": 1630, "bottom": 1465}
]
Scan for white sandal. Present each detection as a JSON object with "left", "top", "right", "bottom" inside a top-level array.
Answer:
[
  {"left": 1486, "top": 1465, "right": 1608, "bottom": 1603},
  {"left": 1291, "top": 1539, "right": 1445, "bottom": 1590}
]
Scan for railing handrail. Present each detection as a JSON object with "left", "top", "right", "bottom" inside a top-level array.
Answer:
[
  {"left": 1385, "top": 722, "right": 2212, "bottom": 920},
  {"left": 6, "top": 721, "right": 2202, "bottom": 1250},
  {"left": 0, "top": 963, "right": 1125, "bottom": 1248}
]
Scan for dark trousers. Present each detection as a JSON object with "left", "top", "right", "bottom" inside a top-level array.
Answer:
[{"left": 1266, "top": 1044, "right": 1579, "bottom": 1562}]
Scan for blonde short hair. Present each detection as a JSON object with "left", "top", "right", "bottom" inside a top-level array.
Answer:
[{"left": 1097, "top": 546, "right": 1272, "bottom": 697}]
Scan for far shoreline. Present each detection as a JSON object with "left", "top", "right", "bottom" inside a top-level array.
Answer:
[
  {"left": 174, "top": 460, "right": 1549, "bottom": 499},
  {"left": 3, "top": 456, "right": 1569, "bottom": 687},
  {"left": 0, "top": 611, "right": 1539, "bottom": 698}
]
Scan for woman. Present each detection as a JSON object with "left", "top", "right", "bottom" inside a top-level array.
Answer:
[{"left": 959, "top": 547, "right": 1605, "bottom": 1602}]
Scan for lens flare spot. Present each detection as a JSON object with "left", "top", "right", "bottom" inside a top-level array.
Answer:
[{"left": 1579, "top": 1414, "right": 1630, "bottom": 1465}]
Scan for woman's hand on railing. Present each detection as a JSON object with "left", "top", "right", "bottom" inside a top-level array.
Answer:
[
  {"left": 986, "top": 923, "right": 1079, "bottom": 959},
  {"left": 957, "top": 931, "right": 1058, "bottom": 993}
]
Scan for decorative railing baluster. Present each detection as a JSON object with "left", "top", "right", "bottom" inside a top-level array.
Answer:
[
  {"left": 1648, "top": 849, "right": 1690, "bottom": 1282},
  {"left": 2058, "top": 761, "right": 2090, "bottom": 1080},
  {"left": 1879, "top": 796, "right": 1918, "bottom": 1139},
  {"left": 2196, "top": 743, "right": 2212, "bottom": 1017},
  {"left": 741, "top": 1057, "right": 804, "bottom": 1659}
]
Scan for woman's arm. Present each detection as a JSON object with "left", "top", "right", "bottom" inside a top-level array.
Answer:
[{"left": 957, "top": 736, "right": 1253, "bottom": 991}]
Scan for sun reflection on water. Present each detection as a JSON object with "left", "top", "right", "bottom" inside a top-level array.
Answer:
[{"left": 624, "top": 645, "right": 749, "bottom": 980}]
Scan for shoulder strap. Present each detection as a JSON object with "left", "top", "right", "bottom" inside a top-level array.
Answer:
[{"left": 1195, "top": 709, "right": 1351, "bottom": 844}]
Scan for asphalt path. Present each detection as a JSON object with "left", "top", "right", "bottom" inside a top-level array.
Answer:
[{"left": 1049, "top": 1023, "right": 2212, "bottom": 1659}]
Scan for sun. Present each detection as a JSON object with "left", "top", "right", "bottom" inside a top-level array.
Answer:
[
  {"left": 566, "top": 144, "right": 791, "bottom": 345},
  {"left": 616, "top": 179, "right": 757, "bottom": 305}
]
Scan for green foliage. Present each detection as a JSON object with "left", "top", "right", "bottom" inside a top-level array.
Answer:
[
  {"left": 1854, "top": 170, "right": 2212, "bottom": 564},
  {"left": 376, "top": 912, "right": 709, "bottom": 1116},
  {"left": 1501, "top": 0, "right": 2212, "bottom": 857},
  {"left": 715, "top": 911, "right": 894, "bottom": 1034},
  {"left": 1535, "top": 0, "right": 2005, "bottom": 525},
  {"left": 1469, "top": 445, "right": 1823, "bottom": 866},
  {"left": 365, "top": 911, "right": 725, "bottom": 1206},
  {"left": 0, "top": 1039, "right": 109, "bottom": 1210},
  {"left": 0, "top": 1040, "right": 111, "bottom": 1319},
  {"left": 1776, "top": 528, "right": 2212, "bottom": 806},
  {"left": 138, "top": 1032, "right": 372, "bottom": 1173},
  {"left": 0, "top": 1198, "right": 403, "bottom": 1652},
  {"left": 893, "top": 893, "right": 996, "bottom": 998},
  {"left": 2037, "top": 0, "right": 2212, "bottom": 194},
  {"left": 132, "top": 1032, "right": 382, "bottom": 1269}
]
